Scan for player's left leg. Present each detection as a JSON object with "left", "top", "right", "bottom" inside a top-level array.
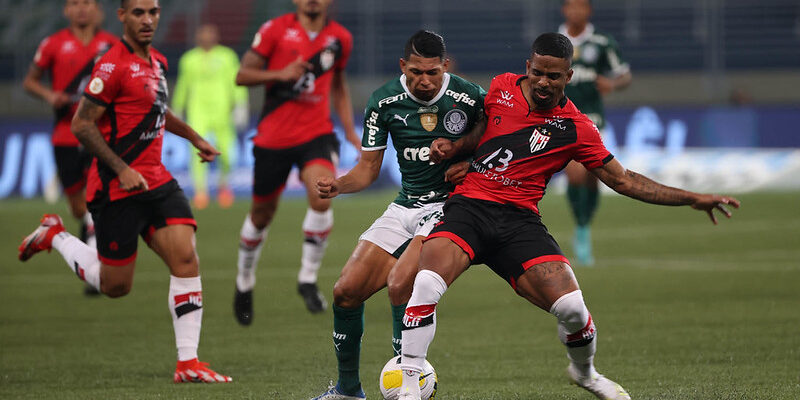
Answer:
[
  {"left": 147, "top": 224, "right": 231, "bottom": 383},
  {"left": 386, "top": 236, "right": 423, "bottom": 356},
  {"left": 514, "top": 262, "right": 629, "bottom": 400},
  {"left": 565, "top": 161, "right": 600, "bottom": 266},
  {"left": 296, "top": 135, "right": 339, "bottom": 313}
]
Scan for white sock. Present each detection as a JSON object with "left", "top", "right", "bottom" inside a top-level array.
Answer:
[
  {"left": 83, "top": 213, "right": 96, "bottom": 249},
  {"left": 236, "top": 214, "right": 267, "bottom": 292},
  {"left": 400, "top": 270, "right": 448, "bottom": 395},
  {"left": 550, "top": 290, "right": 598, "bottom": 377},
  {"left": 297, "top": 208, "right": 332, "bottom": 284},
  {"left": 51, "top": 231, "right": 101, "bottom": 291},
  {"left": 169, "top": 275, "right": 203, "bottom": 361}
]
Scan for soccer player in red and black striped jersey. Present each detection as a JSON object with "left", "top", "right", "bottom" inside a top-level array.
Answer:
[
  {"left": 232, "top": 0, "right": 359, "bottom": 322},
  {"left": 18, "top": 0, "right": 230, "bottom": 383},
  {"left": 23, "top": 0, "right": 117, "bottom": 293},
  {"left": 396, "top": 33, "right": 740, "bottom": 400}
]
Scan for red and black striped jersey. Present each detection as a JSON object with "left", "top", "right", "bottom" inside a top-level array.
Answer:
[
  {"left": 453, "top": 73, "right": 613, "bottom": 214},
  {"left": 249, "top": 13, "right": 353, "bottom": 149},
  {"left": 83, "top": 39, "right": 172, "bottom": 203},
  {"left": 34, "top": 28, "right": 117, "bottom": 146}
]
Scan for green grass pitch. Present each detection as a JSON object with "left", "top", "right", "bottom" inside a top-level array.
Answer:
[{"left": 1, "top": 190, "right": 799, "bottom": 399}]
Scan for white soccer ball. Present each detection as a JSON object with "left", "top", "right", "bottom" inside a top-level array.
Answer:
[{"left": 378, "top": 355, "right": 437, "bottom": 400}]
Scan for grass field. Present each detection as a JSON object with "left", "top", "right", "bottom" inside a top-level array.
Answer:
[{"left": 1, "top": 189, "right": 799, "bottom": 399}]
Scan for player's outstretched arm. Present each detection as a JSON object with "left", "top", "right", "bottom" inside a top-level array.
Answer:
[
  {"left": 430, "top": 112, "right": 486, "bottom": 163},
  {"left": 591, "top": 158, "right": 740, "bottom": 224},
  {"left": 72, "top": 98, "right": 148, "bottom": 192},
  {"left": 235, "top": 51, "right": 310, "bottom": 87},
  {"left": 316, "top": 149, "right": 384, "bottom": 199},
  {"left": 165, "top": 110, "right": 220, "bottom": 163}
]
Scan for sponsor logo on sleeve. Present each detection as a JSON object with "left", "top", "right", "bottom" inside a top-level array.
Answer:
[{"left": 88, "top": 77, "right": 104, "bottom": 95}]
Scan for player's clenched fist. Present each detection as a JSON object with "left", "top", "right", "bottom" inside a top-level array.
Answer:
[
  {"left": 430, "top": 138, "right": 458, "bottom": 164},
  {"left": 316, "top": 176, "right": 339, "bottom": 199}
]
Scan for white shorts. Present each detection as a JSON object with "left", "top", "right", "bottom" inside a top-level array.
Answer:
[{"left": 359, "top": 202, "right": 444, "bottom": 257}]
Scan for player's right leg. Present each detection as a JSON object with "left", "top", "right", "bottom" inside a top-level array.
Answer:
[
  {"left": 233, "top": 145, "right": 293, "bottom": 325},
  {"left": 313, "top": 240, "right": 397, "bottom": 400}
]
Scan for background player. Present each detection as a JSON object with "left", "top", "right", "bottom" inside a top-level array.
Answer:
[
  {"left": 560, "top": 0, "right": 632, "bottom": 265},
  {"left": 312, "top": 30, "right": 485, "bottom": 400},
  {"left": 18, "top": 0, "right": 230, "bottom": 383},
  {"left": 398, "top": 33, "right": 738, "bottom": 400},
  {"left": 233, "top": 0, "right": 359, "bottom": 321},
  {"left": 172, "top": 23, "right": 248, "bottom": 209},
  {"left": 23, "top": 0, "right": 117, "bottom": 294}
]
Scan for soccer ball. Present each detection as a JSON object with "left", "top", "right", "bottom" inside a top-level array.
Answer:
[{"left": 378, "top": 355, "right": 437, "bottom": 400}]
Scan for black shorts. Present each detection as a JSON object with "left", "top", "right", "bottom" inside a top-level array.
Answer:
[
  {"left": 427, "top": 195, "right": 569, "bottom": 290},
  {"left": 88, "top": 180, "right": 196, "bottom": 266},
  {"left": 252, "top": 134, "right": 339, "bottom": 202},
  {"left": 53, "top": 145, "right": 93, "bottom": 195}
]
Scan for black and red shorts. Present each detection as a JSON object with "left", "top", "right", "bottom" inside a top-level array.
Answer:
[
  {"left": 53, "top": 145, "right": 93, "bottom": 195},
  {"left": 87, "top": 179, "right": 196, "bottom": 266},
  {"left": 252, "top": 134, "right": 339, "bottom": 203},
  {"left": 427, "top": 195, "right": 569, "bottom": 290}
]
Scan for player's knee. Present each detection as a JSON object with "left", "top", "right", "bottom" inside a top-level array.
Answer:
[
  {"left": 387, "top": 275, "right": 412, "bottom": 306},
  {"left": 550, "top": 290, "right": 596, "bottom": 346},
  {"left": 332, "top": 279, "right": 363, "bottom": 308},
  {"left": 308, "top": 196, "right": 331, "bottom": 212},
  {"left": 250, "top": 204, "right": 276, "bottom": 229},
  {"left": 408, "top": 269, "right": 448, "bottom": 306}
]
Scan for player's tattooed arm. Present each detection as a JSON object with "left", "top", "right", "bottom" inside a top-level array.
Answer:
[
  {"left": 317, "top": 149, "right": 384, "bottom": 198},
  {"left": 165, "top": 110, "right": 219, "bottom": 163},
  {"left": 72, "top": 98, "right": 148, "bottom": 191},
  {"left": 430, "top": 112, "right": 487, "bottom": 163},
  {"left": 592, "top": 158, "right": 740, "bottom": 224}
]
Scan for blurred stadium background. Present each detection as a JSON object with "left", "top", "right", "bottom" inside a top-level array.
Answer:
[
  {"left": 1, "top": 1, "right": 799, "bottom": 399},
  {"left": 2, "top": 0, "right": 800, "bottom": 198}
]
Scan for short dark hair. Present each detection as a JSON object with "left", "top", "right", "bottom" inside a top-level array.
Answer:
[
  {"left": 531, "top": 32, "right": 573, "bottom": 63},
  {"left": 404, "top": 30, "right": 446, "bottom": 60}
]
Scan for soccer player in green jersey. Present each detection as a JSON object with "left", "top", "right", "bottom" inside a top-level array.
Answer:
[
  {"left": 172, "top": 24, "right": 248, "bottom": 209},
  {"left": 560, "top": 0, "right": 632, "bottom": 265},
  {"left": 311, "top": 30, "right": 486, "bottom": 400}
]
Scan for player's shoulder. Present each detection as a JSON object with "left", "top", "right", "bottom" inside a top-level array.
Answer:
[
  {"left": 563, "top": 99, "right": 600, "bottom": 132},
  {"left": 489, "top": 72, "right": 523, "bottom": 92},
  {"left": 446, "top": 73, "right": 485, "bottom": 95},
  {"left": 258, "top": 13, "right": 293, "bottom": 33},
  {"left": 96, "top": 40, "right": 126, "bottom": 63},
  {"left": 588, "top": 30, "right": 615, "bottom": 47},
  {"left": 368, "top": 76, "right": 405, "bottom": 108},
  {"left": 325, "top": 19, "right": 353, "bottom": 40}
]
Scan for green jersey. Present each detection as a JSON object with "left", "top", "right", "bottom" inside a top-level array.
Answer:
[
  {"left": 172, "top": 45, "right": 248, "bottom": 120},
  {"left": 362, "top": 73, "right": 486, "bottom": 208},
  {"left": 560, "top": 23, "right": 629, "bottom": 130}
]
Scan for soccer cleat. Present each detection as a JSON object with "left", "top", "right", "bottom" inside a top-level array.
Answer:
[
  {"left": 310, "top": 382, "right": 366, "bottom": 400},
  {"left": 573, "top": 225, "right": 595, "bottom": 266},
  {"left": 217, "top": 187, "right": 235, "bottom": 209},
  {"left": 298, "top": 282, "right": 327, "bottom": 313},
  {"left": 18, "top": 214, "right": 65, "bottom": 261},
  {"left": 193, "top": 191, "right": 210, "bottom": 210},
  {"left": 173, "top": 358, "right": 232, "bottom": 383},
  {"left": 568, "top": 364, "right": 630, "bottom": 400},
  {"left": 233, "top": 287, "right": 253, "bottom": 326}
]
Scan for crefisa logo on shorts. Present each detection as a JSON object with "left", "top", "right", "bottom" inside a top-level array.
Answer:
[{"left": 444, "top": 109, "right": 468, "bottom": 134}]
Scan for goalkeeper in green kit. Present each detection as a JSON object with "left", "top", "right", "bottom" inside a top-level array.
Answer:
[{"left": 173, "top": 24, "right": 248, "bottom": 209}]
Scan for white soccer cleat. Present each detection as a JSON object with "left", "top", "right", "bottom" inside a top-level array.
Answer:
[
  {"left": 310, "top": 381, "right": 365, "bottom": 400},
  {"left": 568, "top": 364, "right": 631, "bottom": 400}
]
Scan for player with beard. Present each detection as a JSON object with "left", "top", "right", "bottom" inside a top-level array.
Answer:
[
  {"left": 233, "top": 0, "right": 358, "bottom": 322},
  {"left": 23, "top": 0, "right": 117, "bottom": 295},
  {"left": 18, "top": 0, "right": 231, "bottom": 383},
  {"left": 397, "top": 33, "right": 739, "bottom": 400}
]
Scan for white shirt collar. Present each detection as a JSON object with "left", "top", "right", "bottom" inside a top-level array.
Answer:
[{"left": 400, "top": 72, "right": 451, "bottom": 106}]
